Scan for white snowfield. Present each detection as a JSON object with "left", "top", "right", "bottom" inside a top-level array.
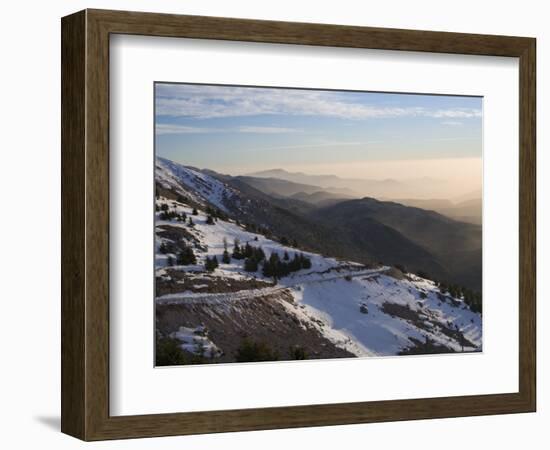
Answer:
[
  {"left": 154, "top": 158, "right": 482, "bottom": 358},
  {"left": 156, "top": 157, "right": 239, "bottom": 213}
]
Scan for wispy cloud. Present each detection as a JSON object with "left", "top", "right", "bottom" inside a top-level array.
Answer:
[
  {"left": 441, "top": 120, "right": 463, "bottom": 126},
  {"left": 252, "top": 140, "right": 365, "bottom": 152},
  {"left": 155, "top": 84, "right": 482, "bottom": 120},
  {"left": 156, "top": 123, "right": 301, "bottom": 135},
  {"left": 155, "top": 124, "right": 220, "bottom": 135},
  {"left": 237, "top": 126, "right": 301, "bottom": 134}
]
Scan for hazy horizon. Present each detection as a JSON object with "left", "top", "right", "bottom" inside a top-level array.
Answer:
[{"left": 155, "top": 83, "right": 482, "bottom": 199}]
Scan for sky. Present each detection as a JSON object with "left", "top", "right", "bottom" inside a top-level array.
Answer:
[{"left": 155, "top": 83, "right": 482, "bottom": 197}]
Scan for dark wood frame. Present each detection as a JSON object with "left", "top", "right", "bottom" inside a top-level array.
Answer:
[{"left": 61, "top": 9, "right": 536, "bottom": 441}]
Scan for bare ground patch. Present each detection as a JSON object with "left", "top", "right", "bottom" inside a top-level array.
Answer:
[
  {"left": 155, "top": 290, "right": 354, "bottom": 364},
  {"left": 157, "top": 224, "right": 199, "bottom": 246},
  {"left": 156, "top": 270, "right": 274, "bottom": 296}
]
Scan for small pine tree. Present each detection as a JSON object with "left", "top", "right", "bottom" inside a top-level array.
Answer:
[
  {"left": 290, "top": 253, "right": 301, "bottom": 271},
  {"left": 204, "top": 255, "right": 219, "bottom": 272},
  {"left": 160, "top": 203, "right": 169, "bottom": 212},
  {"left": 235, "top": 339, "right": 278, "bottom": 362},
  {"left": 232, "top": 239, "right": 243, "bottom": 259},
  {"left": 283, "top": 251, "right": 289, "bottom": 261},
  {"left": 289, "top": 346, "right": 307, "bottom": 360},
  {"left": 299, "top": 253, "right": 312, "bottom": 269},
  {"left": 188, "top": 217, "right": 194, "bottom": 226},
  {"left": 206, "top": 215, "right": 214, "bottom": 225},
  {"left": 254, "top": 246, "right": 265, "bottom": 262},
  {"left": 262, "top": 259, "right": 273, "bottom": 277},
  {"left": 159, "top": 242, "right": 167, "bottom": 254},
  {"left": 167, "top": 255, "right": 174, "bottom": 266},
  {"left": 192, "top": 208, "right": 198, "bottom": 215},
  {"left": 177, "top": 246, "right": 196, "bottom": 265},
  {"left": 222, "top": 250, "right": 230, "bottom": 264},
  {"left": 244, "top": 257, "right": 258, "bottom": 272}
]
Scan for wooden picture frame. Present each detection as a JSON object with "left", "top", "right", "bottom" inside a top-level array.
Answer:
[{"left": 61, "top": 9, "right": 536, "bottom": 441}]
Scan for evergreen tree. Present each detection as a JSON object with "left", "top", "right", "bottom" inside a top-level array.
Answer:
[
  {"left": 204, "top": 256, "right": 216, "bottom": 272},
  {"left": 206, "top": 215, "right": 215, "bottom": 225},
  {"left": 222, "top": 250, "right": 230, "bottom": 264},
  {"left": 254, "top": 246, "right": 265, "bottom": 262},
  {"left": 289, "top": 346, "right": 307, "bottom": 360},
  {"left": 300, "top": 253, "right": 312, "bottom": 269},
  {"left": 263, "top": 252, "right": 280, "bottom": 278},
  {"left": 232, "top": 239, "right": 244, "bottom": 259},
  {"left": 177, "top": 246, "right": 196, "bottom": 265},
  {"left": 290, "top": 253, "right": 301, "bottom": 272},
  {"left": 192, "top": 208, "right": 198, "bottom": 215},
  {"left": 204, "top": 255, "right": 219, "bottom": 272},
  {"left": 244, "top": 257, "right": 258, "bottom": 272},
  {"left": 235, "top": 339, "right": 278, "bottom": 362},
  {"left": 159, "top": 242, "right": 168, "bottom": 254},
  {"left": 283, "top": 250, "right": 289, "bottom": 261}
]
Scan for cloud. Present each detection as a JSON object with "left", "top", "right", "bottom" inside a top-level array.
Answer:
[
  {"left": 155, "top": 84, "right": 482, "bottom": 120},
  {"left": 441, "top": 120, "right": 464, "bottom": 126},
  {"left": 155, "top": 124, "right": 220, "bottom": 135},
  {"left": 255, "top": 141, "right": 363, "bottom": 152},
  {"left": 237, "top": 126, "right": 301, "bottom": 134},
  {"left": 156, "top": 123, "right": 301, "bottom": 135}
]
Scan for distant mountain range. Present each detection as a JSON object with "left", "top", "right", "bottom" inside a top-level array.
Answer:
[
  {"left": 157, "top": 157, "right": 482, "bottom": 291},
  {"left": 247, "top": 168, "right": 450, "bottom": 200},
  {"left": 233, "top": 175, "right": 353, "bottom": 198},
  {"left": 387, "top": 197, "right": 482, "bottom": 225},
  {"left": 246, "top": 168, "right": 481, "bottom": 225}
]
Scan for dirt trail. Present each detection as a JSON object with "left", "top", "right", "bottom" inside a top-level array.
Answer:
[{"left": 155, "top": 268, "right": 389, "bottom": 305}]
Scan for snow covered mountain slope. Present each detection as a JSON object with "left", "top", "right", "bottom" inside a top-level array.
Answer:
[
  {"left": 154, "top": 187, "right": 482, "bottom": 365},
  {"left": 156, "top": 156, "right": 240, "bottom": 213}
]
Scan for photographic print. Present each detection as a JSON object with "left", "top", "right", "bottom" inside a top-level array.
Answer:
[{"left": 154, "top": 83, "right": 483, "bottom": 366}]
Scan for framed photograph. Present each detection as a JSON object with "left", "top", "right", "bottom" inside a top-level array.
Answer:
[{"left": 61, "top": 9, "right": 536, "bottom": 440}]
